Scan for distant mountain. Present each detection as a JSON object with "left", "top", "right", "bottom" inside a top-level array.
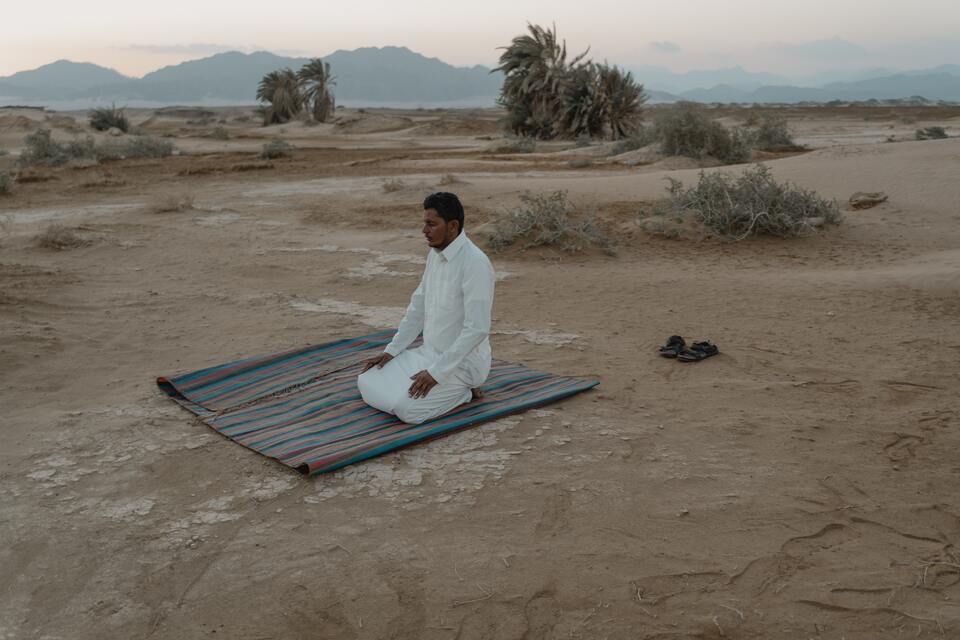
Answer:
[
  {"left": 630, "top": 65, "right": 790, "bottom": 93},
  {"left": 0, "top": 48, "right": 503, "bottom": 106},
  {"left": 1, "top": 59, "right": 129, "bottom": 90},
  {"left": 0, "top": 60, "right": 130, "bottom": 100},
  {"left": 679, "top": 72, "right": 960, "bottom": 103},
  {"left": 4, "top": 51, "right": 960, "bottom": 107}
]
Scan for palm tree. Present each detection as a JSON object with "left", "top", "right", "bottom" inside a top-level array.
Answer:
[
  {"left": 256, "top": 68, "right": 303, "bottom": 125},
  {"left": 297, "top": 59, "right": 337, "bottom": 123},
  {"left": 494, "top": 23, "right": 588, "bottom": 138},
  {"left": 559, "top": 63, "right": 604, "bottom": 138},
  {"left": 596, "top": 64, "right": 647, "bottom": 139}
]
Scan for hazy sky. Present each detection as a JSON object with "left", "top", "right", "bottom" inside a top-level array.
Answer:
[{"left": 3, "top": 0, "right": 959, "bottom": 77}]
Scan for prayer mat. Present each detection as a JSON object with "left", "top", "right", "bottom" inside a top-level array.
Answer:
[{"left": 157, "top": 330, "right": 599, "bottom": 474}]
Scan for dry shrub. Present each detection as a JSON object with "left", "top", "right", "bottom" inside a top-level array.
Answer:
[
  {"left": 89, "top": 104, "right": 129, "bottom": 132},
  {"left": 208, "top": 126, "right": 229, "bottom": 140},
  {"left": 259, "top": 138, "right": 292, "bottom": 159},
  {"left": 18, "top": 129, "right": 174, "bottom": 167},
  {"left": 96, "top": 136, "right": 174, "bottom": 160},
  {"left": 438, "top": 173, "right": 462, "bottom": 185},
  {"left": 0, "top": 172, "right": 13, "bottom": 195},
  {"left": 752, "top": 113, "right": 795, "bottom": 148},
  {"left": 230, "top": 162, "right": 274, "bottom": 172},
  {"left": 78, "top": 176, "right": 126, "bottom": 188},
  {"left": 915, "top": 126, "right": 948, "bottom": 140},
  {"left": 489, "top": 191, "right": 615, "bottom": 254},
  {"left": 34, "top": 224, "right": 89, "bottom": 250},
  {"left": 382, "top": 178, "right": 407, "bottom": 193},
  {"left": 152, "top": 193, "right": 195, "bottom": 213},
  {"left": 608, "top": 125, "right": 657, "bottom": 155},
  {"left": 654, "top": 103, "right": 752, "bottom": 164},
  {"left": 505, "top": 135, "right": 536, "bottom": 153},
  {"left": 660, "top": 164, "right": 841, "bottom": 239}
]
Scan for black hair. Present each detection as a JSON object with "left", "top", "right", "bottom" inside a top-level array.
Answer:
[{"left": 423, "top": 192, "right": 464, "bottom": 231}]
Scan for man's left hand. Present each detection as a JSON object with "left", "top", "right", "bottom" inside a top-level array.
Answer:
[{"left": 408, "top": 370, "right": 438, "bottom": 399}]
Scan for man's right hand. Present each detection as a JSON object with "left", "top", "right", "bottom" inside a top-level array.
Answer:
[{"left": 361, "top": 352, "right": 394, "bottom": 373}]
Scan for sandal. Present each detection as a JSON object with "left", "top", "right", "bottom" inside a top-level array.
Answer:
[
  {"left": 677, "top": 341, "right": 719, "bottom": 362},
  {"left": 658, "top": 335, "right": 686, "bottom": 358}
]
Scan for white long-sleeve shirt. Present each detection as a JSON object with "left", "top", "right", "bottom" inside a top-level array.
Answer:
[{"left": 384, "top": 231, "right": 495, "bottom": 386}]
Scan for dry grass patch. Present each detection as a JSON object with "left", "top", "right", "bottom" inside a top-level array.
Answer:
[
  {"left": 34, "top": 224, "right": 89, "bottom": 250},
  {"left": 259, "top": 138, "right": 292, "bottom": 159},
  {"left": 0, "top": 172, "right": 12, "bottom": 195},
  {"left": 659, "top": 164, "right": 841, "bottom": 239},
  {"left": 151, "top": 193, "right": 195, "bottom": 213},
  {"left": 488, "top": 191, "right": 615, "bottom": 255},
  {"left": 382, "top": 178, "right": 407, "bottom": 193},
  {"left": 438, "top": 173, "right": 463, "bottom": 185}
]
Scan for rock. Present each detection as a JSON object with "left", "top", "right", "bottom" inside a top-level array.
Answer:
[
  {"left": 849, "top": 191, "right": 888, "bottom": 210},
  {"left": 107, "top": 127, "right": 124, "bottom": 136}
]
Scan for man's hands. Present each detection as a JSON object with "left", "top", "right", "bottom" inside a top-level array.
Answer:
[
  {"left": 361, "top": 353, "right": 438, "bottom": 399},
  {"left": 408, "top": 370, "right": 438, "bottom": 399},
  {"left": 361, "top": 352, "right": 394, "bottom": 373}
]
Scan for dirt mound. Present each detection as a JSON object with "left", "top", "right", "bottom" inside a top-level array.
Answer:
[
  {"left": 0, "top": 115, "right": 35, "bottom": 130},
  {"left": 409, "top": 117, "right": 502, "bottom": 136},
  {"left": 153, "top": 107, "right": 216, "bottom": 120},
  {"left": 335, "top": 113, "right": 415, "bottom": 134}
]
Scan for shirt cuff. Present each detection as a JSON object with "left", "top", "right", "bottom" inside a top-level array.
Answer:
[
  {"left": 426, "top": 365, "right": 451, "bottom": 386},
  {"left": 384, "top": 344, "right": 403, "bottom": 357}
]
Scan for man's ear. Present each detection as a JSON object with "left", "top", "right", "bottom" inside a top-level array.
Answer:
[{"left": 450, "top": 219, "right": 461, "bottom": 235}]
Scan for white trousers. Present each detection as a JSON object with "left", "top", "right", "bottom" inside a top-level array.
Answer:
[{"left": 357, "top": 347, "right": 472, "bottom": 425}]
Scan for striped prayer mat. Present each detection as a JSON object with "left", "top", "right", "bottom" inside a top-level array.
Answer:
[{"left": 157, "top": 330, "right": 598, "bottom": 475}]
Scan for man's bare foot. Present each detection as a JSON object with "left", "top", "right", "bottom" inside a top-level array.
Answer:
[{"left": 471, "top": 388, "right": 484, "bottom": 401}]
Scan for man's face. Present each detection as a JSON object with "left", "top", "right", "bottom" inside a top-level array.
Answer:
[{"left": 422, "top": 208, "right": 457, "bottom": 249}]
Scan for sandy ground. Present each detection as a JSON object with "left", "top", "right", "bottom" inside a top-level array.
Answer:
[{"left": 2, "top": 105, "right": 960, "bottom": 639}]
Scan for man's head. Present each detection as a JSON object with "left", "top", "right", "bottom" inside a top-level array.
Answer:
[{"left": 422, "top": 191, "right": 464, "bottom": 251}]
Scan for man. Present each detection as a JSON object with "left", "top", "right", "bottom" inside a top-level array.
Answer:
[{"left": 357, "top": 192, "right": 495, "bottom": 424}]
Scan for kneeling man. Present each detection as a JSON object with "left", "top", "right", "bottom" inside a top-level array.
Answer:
[{"left": 357, "top": 192, "right": 495, "bottom": 424}]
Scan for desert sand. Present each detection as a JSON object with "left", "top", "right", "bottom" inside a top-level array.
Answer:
[{"left": 1, "top": 104, "right": 959, "bottom": 639}]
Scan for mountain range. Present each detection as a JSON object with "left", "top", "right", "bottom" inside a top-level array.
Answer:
[{"left": 2, "top": 48, "right": 960, "bottom": 107}]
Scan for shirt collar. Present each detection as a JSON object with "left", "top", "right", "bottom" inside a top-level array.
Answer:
[{"left": 436, "top": 231, "right": 469, "bottom": 262}]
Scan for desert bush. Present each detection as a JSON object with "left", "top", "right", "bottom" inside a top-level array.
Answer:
[
  {"left": 504, "top": 135, "right": 536, "bottom": 153},
  {"left": 382, "top": 179, "right": 407, "bottom": 193},
  {"left": 655, "top": 103, "right": 753, "bottom": 164},
  {"left": 152, "top": 193, "right": 195, "bottom": 213},
  {"left": 0, "top": 148, "right": 9, "bottom": 156},
  {"left": 208, "top": 126, "right": 229, "bottom": 140},
  {"left": 608, "top": 125, "right": 656, "bottom": 155},
  {"left": 95, "top": 136, "right": 174, "bottom": 160},
  {"left": 439, "top": 173, "right": 462, "bottom": 185},
  {"left": 915, "top": 126, "right": 948, "bottom": 140},
  {"left": 89, "top": 104, "right": 129, "bottom": 132},
  {"left": 660, "top": 164, "right": 841, "bottom": 239},
  {"left": 259, "top": 138, "right": 292, "bottom": 159},
  {"left": 34, "top": 224, "right": 88, "bottom": 250},
  {"left": 0, "top": 172, "right": 12, "bottom": 195},
  {"left": 574, "top": 134, "right": 595, "bottom": 147},
  {"left": 19, "top": 129, "right": 70, "bottom": 166},
  {"left": 18, "top": 130, "right": 174, "bottom": 166},
  {"left": 752, "top": 113, "right": 795, "bottom": 148},
  {"left": 489, "top": 190, "right": 615, "bottom": 254}
]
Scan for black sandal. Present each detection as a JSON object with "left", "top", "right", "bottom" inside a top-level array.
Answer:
[
  {"left": 677, "top": 341, "right": 719, "bottom": 362},
  {"left": 658, "top": 335, "right": 686, "bottom": 358}
]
